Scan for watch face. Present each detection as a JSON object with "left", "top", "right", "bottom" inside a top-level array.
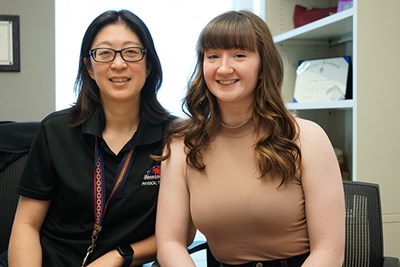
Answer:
[{"left": 118, "top": 244, "right": 134, "bottom": 256}]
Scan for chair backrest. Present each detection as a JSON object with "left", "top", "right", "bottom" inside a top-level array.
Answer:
[
  {"left": 343, "top": 180, "right": 384, "bottom": 267},
  {"left": 0, "top": 121, "right": 40, "bottom": 253},
  {"left": 0, "top": 154, "right": 29, "bottom": 252}
]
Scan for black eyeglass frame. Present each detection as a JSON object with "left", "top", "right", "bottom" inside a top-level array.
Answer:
[{"left": 89, "top": 47, "right": 147, "bottom": 63}]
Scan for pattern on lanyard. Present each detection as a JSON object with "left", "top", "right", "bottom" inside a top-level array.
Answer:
[{"left": 81, "top": 136, "right": 134, "bottom": 266}]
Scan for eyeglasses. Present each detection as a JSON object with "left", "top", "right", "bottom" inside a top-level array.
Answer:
[{"left": 89, "top": 47, "right": 147, "bottom": 63}]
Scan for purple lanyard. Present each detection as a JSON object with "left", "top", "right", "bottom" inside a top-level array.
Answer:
[{"left": 81, "top": 136, "right": 134, "bottom": 267}]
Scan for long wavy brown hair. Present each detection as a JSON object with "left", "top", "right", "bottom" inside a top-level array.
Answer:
[{"left": 161, "top": 10, "right": 301, "bottom": 184}]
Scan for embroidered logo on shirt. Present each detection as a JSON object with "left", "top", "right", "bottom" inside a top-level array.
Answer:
[{"left": 141, "top": 164, "right": 160, "bottom": 186}]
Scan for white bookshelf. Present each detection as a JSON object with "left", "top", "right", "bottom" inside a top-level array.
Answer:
[
  {"left": 265, "top": 0, "right": 400, "bottom": 257},
  {"left": 266, "top": 0, "right": 355, "bottom": 178}
]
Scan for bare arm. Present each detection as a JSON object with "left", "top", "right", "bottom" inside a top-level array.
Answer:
[
  {"left": 8, "top": 196, "right": 50, "bottom": 267},
  {"left": 156, "top": 138, "right": 197, "bottom": 267},
  {"left": 10, "top": 198, "right": 156, "bottom": 267},
  {"left": 297, "top": 118, "right": 345, "bottom": 267},
  {"left": 87, "top": 234, "right": 157, "bottom": 267}
]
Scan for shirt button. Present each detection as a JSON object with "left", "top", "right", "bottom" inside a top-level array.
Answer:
[{"left": 255, "top": 263, "right": 263, "bottom": 267}]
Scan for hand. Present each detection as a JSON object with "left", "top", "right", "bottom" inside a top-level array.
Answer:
[{"left": 86, "top": 250, "right": 123, "bottom": 267}]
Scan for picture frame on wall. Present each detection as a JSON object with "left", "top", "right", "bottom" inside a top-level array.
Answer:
[{"left": 0, "top": 15, "right": 20, "bottom": 72}]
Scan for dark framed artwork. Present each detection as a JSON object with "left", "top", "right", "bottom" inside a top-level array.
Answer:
[{"left": 0, "top": 15, "right": 20, "bottom": 72}]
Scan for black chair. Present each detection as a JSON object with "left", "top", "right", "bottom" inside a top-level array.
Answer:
[
  {"left": 343, "top": 180, "right": 399, "bottom": 267},
  {"left": 187, "top": 180, "right": 400, "bottom": 267},
  {"left": 0, "top": 121, "right": 40, "bottom": 255}
]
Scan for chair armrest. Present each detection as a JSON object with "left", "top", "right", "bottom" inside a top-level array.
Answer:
[
  {"left": 383, "top": 256, "right": 400, "bottom": 267},
  {"left": 188, "top": 240, "right": 219, "bottom": 267},
  {"left": 188, "top": 240, "right": 208, "bottom": 254}
]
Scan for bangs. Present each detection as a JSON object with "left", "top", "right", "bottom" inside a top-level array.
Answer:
[{"left": 198, "top": 12, "right": 257, "bottom": 52}]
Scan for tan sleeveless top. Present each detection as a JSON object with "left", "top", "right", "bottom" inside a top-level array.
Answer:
[{"left": 186, "top": 121, "right": 309, "bottom": 264}]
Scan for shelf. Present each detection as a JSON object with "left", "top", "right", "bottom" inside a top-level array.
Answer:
[
  {"left": 274, "top": 8, "right": 354, "bottom": 44},
  {"left": 285, "top": 99, "right": 354, "bottom": 110},
  {"left": 270, "top": 1, "right": 356, "bottom": 180}
]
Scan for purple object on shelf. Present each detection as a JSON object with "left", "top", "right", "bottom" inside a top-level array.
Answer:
[{"left": 337, "top": 0, "right": 353, "bottom": 12}]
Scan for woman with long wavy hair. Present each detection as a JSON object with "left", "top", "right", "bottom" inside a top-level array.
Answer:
[{"left": 156, "top": 10, "right": 345, "bottom": 267}]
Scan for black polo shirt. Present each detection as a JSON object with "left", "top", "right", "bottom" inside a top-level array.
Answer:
[{"left": 17, "top": 108, "right": 171, "bottom": 266}]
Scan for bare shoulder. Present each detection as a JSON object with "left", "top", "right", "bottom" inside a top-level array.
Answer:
[
  {"left": 295, "top": 117, "right": 329, "bottom": 144},
  {"left": 295, "top": 117, "right": 324, "bottom": 132},
  {"left": 169, "top": 135, "right": 185, "bottom": 152},
  {"left": 294, "top": 117, "right": 336, "bottom": 160},
  {"left": 294, "top": 116, "right": 340, "bottom": 176},
  {"left": 161, "top": 136, "right": 188, "bottom": 183},
  {"left": 166, "top": 135, "right": 187, "bottom": 163}
]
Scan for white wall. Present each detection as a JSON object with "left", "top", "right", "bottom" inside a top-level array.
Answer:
[{"left": 55, "top": 0, "right": 265, "bottom": 117}]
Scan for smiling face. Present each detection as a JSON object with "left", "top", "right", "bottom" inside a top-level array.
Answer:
[
  {"left": 203, "top": 48, "right": 260, "bottom": 108},
  {"left": 87, "top": 22, "right": 149, "bottom": 105}
]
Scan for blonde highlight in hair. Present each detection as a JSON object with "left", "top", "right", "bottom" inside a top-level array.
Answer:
[{"left": 162, "top": 10, "right": 301, "bottom": 185}]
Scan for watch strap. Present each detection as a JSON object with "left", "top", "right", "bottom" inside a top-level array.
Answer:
[{"left": 117, "top": 243, "right": 134, "bottom": 267}]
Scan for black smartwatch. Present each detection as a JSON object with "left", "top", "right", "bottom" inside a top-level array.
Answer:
[{"left": 117, "top": 243, "right": 134, "bottom": 267}]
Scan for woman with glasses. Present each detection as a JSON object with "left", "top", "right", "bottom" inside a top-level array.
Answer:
[
  {"left": 156, "top": 10, "right": 345, "bottom": 267},
  {"left": 8, "top": 10, "right": 173, "bottom": 267}
]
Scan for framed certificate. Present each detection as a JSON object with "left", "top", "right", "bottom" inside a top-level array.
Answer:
[
  {"left": 0, "top": 15, "right": 20, "bottom": 72},
  {"left": 293, "top": 56, "right": 352, "bottom": 103}
]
